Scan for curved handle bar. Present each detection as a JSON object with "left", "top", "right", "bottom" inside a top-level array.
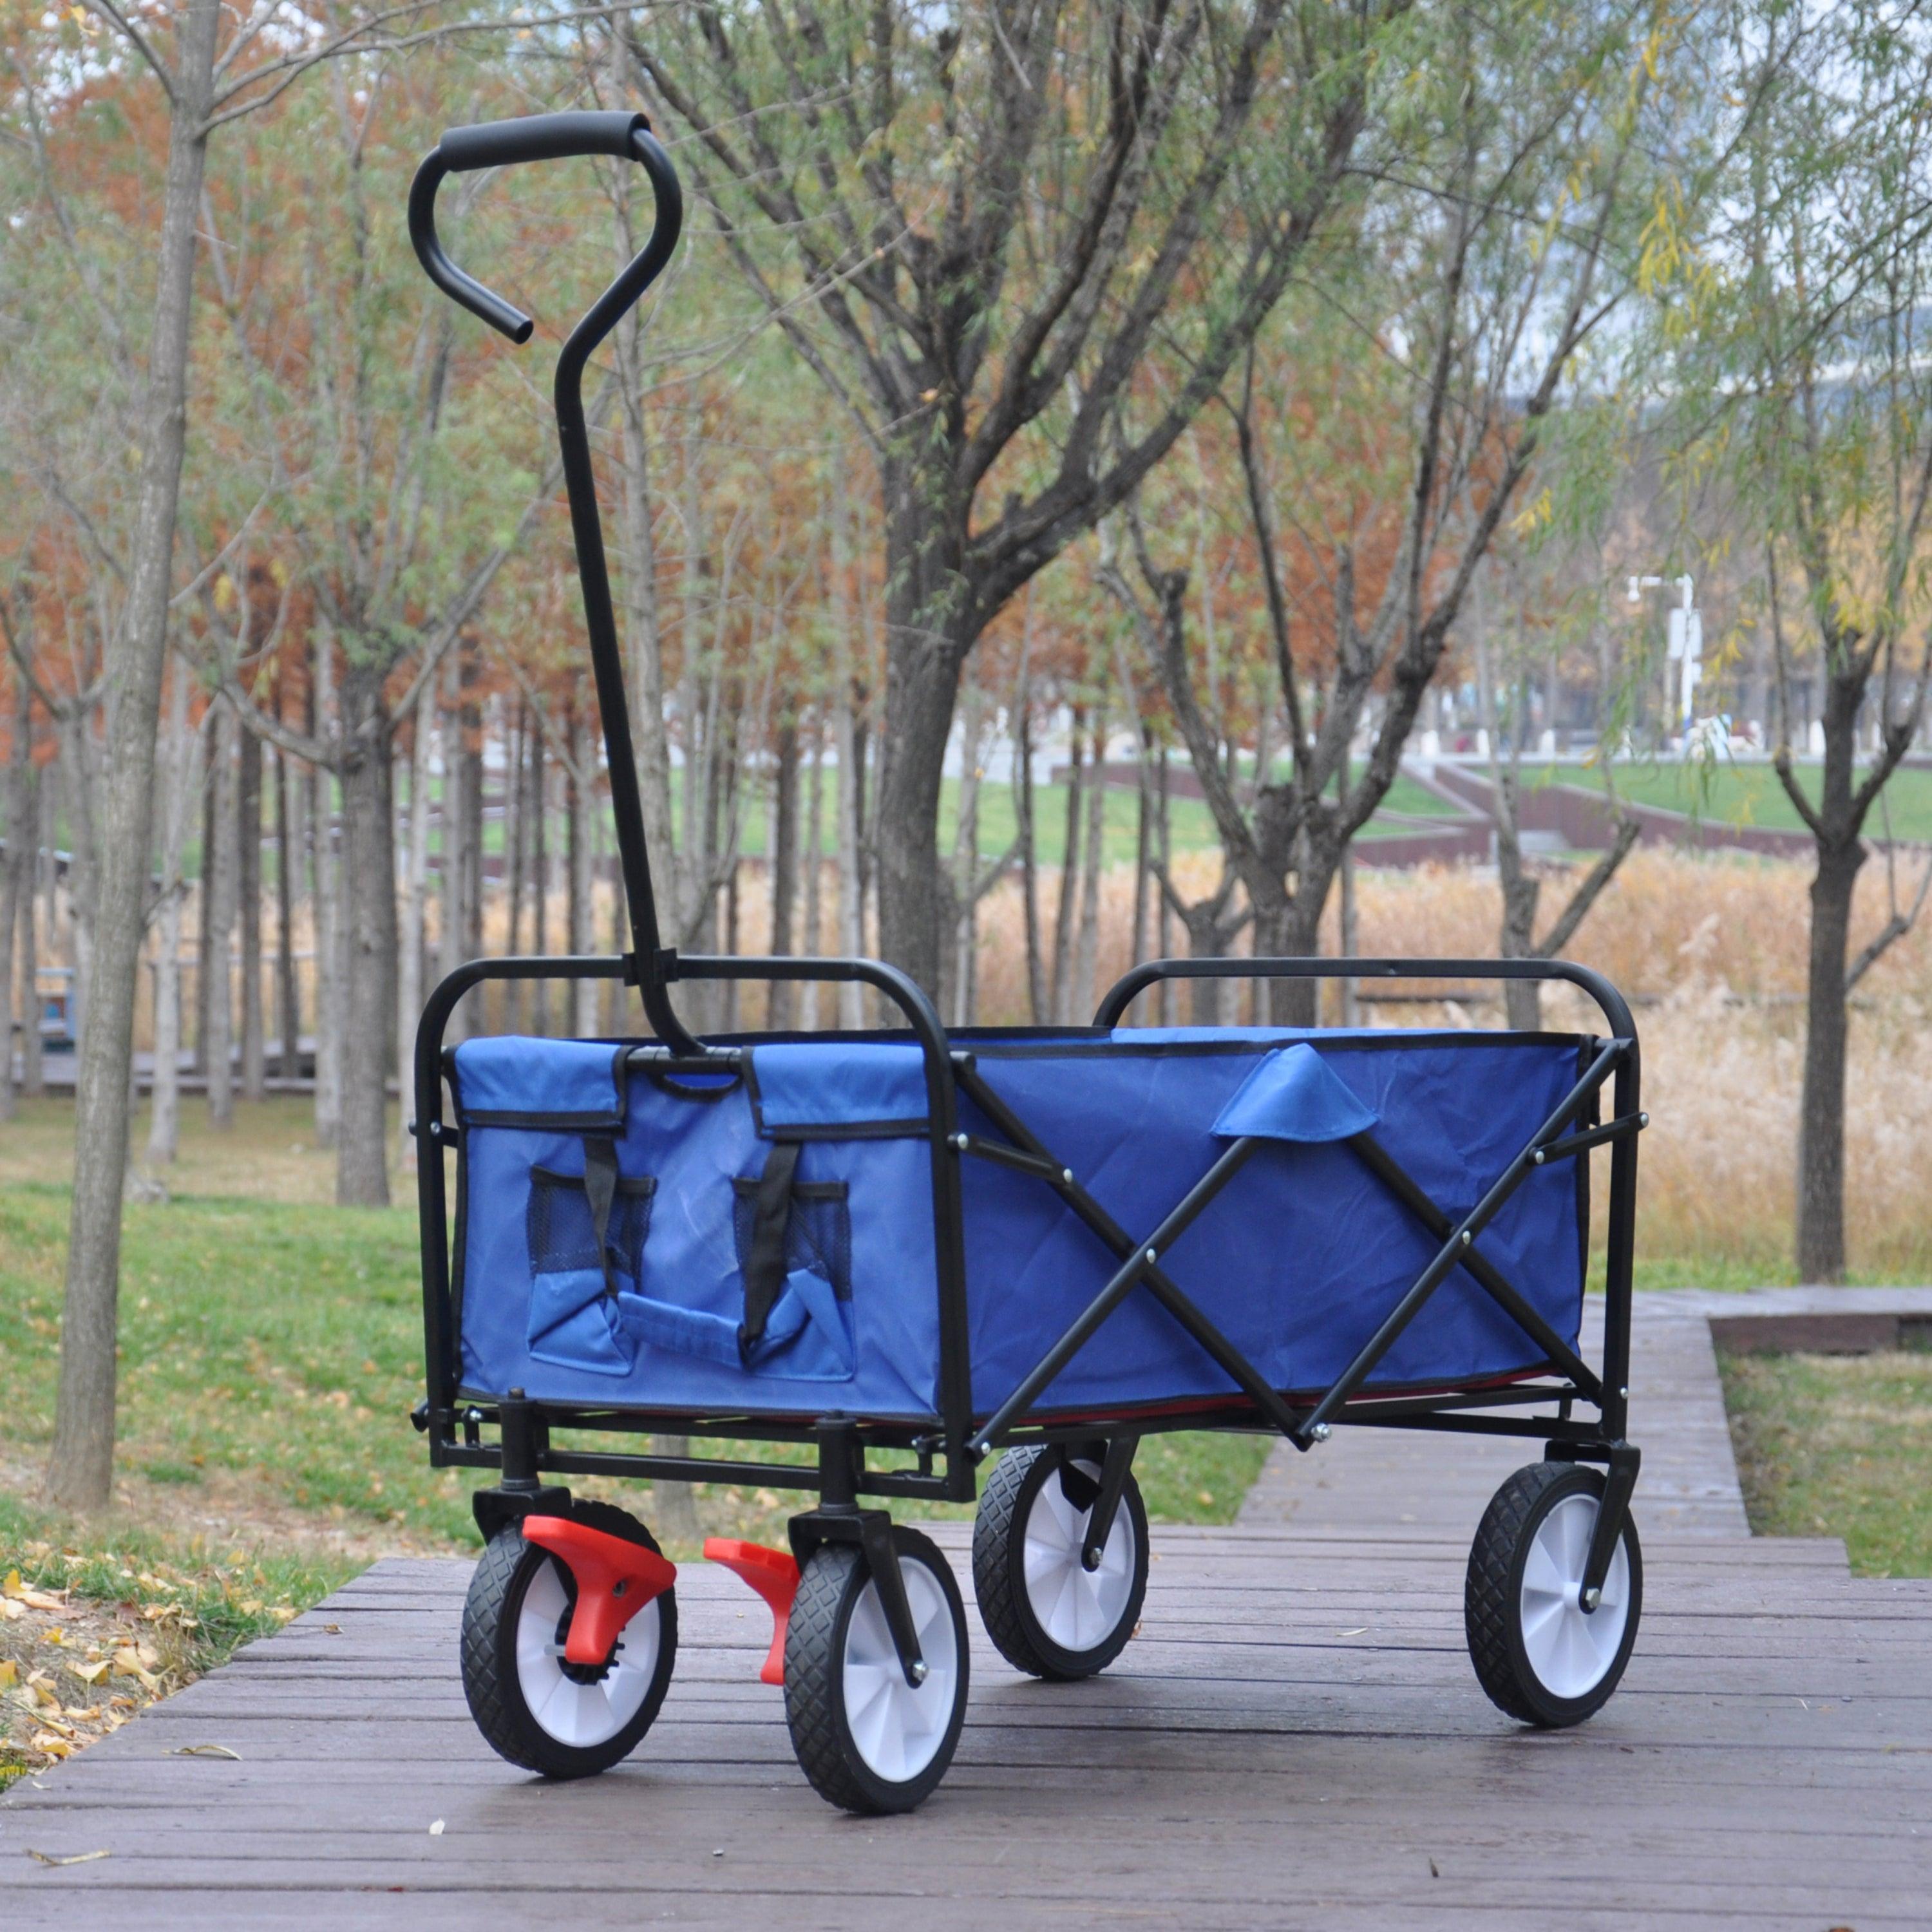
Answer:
[
  {"left": 408, "top": 111, "right": 667, "bottom": 341},
  {"left": 442, "top": 109, "right": 650, "bottom": 175},
  {"left": 406, "top": 112, "right": 696, "bottom": 1055}
]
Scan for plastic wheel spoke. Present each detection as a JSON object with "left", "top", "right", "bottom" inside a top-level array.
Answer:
[
  {"left": 1517, "top": 1493, "right": 1630, "bottom": 1702},
  {"left": 1520, "top": 1593, "right": 1566, "bottom": 1638}
]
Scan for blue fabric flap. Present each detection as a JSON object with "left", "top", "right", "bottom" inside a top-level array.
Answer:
[
  {"left": 453, "top": 1037, "right": 627, "bottom": 1128},
  {"left": 746, "top": 1043, "right": 929, "bottom": 1139},
  {"left": 1211, "top": 1043, "right": 1378, "bottom": 1142}
]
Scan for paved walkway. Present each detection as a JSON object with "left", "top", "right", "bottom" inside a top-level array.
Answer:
[
  {"left": 5, "top": 1288, "right": 1929, "bottom": 1929},
  {"left": 1240, "top": 1286, "right": 1932, "bottom": 1542}
]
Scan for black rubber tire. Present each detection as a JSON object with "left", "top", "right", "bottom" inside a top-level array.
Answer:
[
  {"left": 460, "top": 1511, "right": 677, "bottom": 1778},
  {"left": 784, "top": 1525, "right": 969, "bottom": 1814},
  {"left": 972, "top": 1444, "right": 1150, "bottom": 1681},
  {"left": 1465, "top": 1460, "right": 1642, "bottom": 1728}
]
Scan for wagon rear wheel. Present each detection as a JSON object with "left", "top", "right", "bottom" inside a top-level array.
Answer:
[
  {"left": 783, "top": 1526, "right": 969, "bottom": 1814},
  {"left": 1465, "top": 1461, "right": 1642, "bottom": 1728},
  {"left": 972, "top": 1444, "right": 1148, "bottom": 1681},
  {"left": 460, "top": 1516, "right": 677, "bottom": 1778}
]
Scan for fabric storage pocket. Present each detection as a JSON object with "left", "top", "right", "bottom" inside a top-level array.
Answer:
[
  {"left": 730, "top": 1149, "right": 855, "bottom": 1382},
  {"left": 525, "top": 1150, "right": 657, "bottom": 1377}
]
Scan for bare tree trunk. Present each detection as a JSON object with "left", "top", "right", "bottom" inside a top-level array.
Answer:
[
  {"left": 1073, "top": 712, "right": 1107, "bottom": 1022},
  {"left": 276, "top": 739, "right": 299, "bottom": 1081},
  {"left": 833, "top": 674, "right": 863, "bottom": 1027},
  {"left": 1797, "top": 839, "right": 1860, "bottom": 1280},
  {"left": 439, "top": 648, "right": 468, "bottom": 1042},
  {"left": 949, "top": 685, "right": 985, "bottom": 1027},
  {"left": 531, "top": 720, "right": 549, "bottom": 1034},
  {"left": 204, "top": 700, "right": 237, "bottom": 1130},
  {"left": 1157, "top": 752, "right": 1175, "bottom": 1025},
  {"left": 1338, "top": 840, "right": 1358, "bottom": 1027},
  {"left": 460, "top": 674, "right": 482, "bottom": 967},
  {"left": 194, "top": 756, "right": 213, "bottom": 1074},
  {"left": 22, "top": 777, "right": 44, "bottom": 1095},
  {"left": 1132, "top": 725, "right": 1152, "bottom": 970},
  {"left": 50, "top": 0, "right": 220, "bottom": 1511},
  {"left": 311, "top": 635, "right": 343, "bottom": 1145},
  {"left": 336, "top": 658, "right": 395, "bottom": 1207},
  {"left": 1051, "top": 710, "right": 1085, "bottom": 1023},
  {"left": 52, "top": 724, "right": 97, "bottom": 1056},
  {"left": 146, "top": 653, "right": 200, "bottom": 1165},
  {"left": 769, "top": 719, "right": 799, "bottom": 1028},
  {"left": 1016, "top": 697, "right": 1045, "bottom": 1024},
  {"left": 800, "top": 721, "right": 824, "bottom": 1028},
  {"left": 147, "top": 888, "right": 184, "bottom": 1162},
  {"left": 504, "top": 700, "right": 525, "bottom": 1033},
  {"left": 397, "top": 683, "right": 433, "bottom": 1164},
  {"left": 568, "top": 689, "right": 597, "bottom": 1036},
  {"left": 1, "top": 677, "right": 31, "bottom": 1117},
  {"left": 238, "top": 715, "right": 264, "bottom": 1101}
]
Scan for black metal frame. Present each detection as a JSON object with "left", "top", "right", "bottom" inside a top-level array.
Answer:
[{"left": 404, "top": 113, "right": 1647, "bottom": 1630}]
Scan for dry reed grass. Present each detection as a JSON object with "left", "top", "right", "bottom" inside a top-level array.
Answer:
[{"left": 120, "top": 846, "right": 1931, "bottom": 1272}]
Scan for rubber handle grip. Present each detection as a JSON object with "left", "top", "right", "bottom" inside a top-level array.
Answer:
[{"left": 439, "top": 110, "right": 649, "bottom": 174}]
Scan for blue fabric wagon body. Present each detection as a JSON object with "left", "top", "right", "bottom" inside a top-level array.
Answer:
[{"left": 450, "top": 1027, "right": 1593, "bottom": 1425}]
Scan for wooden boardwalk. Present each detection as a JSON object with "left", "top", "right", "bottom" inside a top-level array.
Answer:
[{"left": 6, "top": 1290, "right": 1931, "bottom": 1929}]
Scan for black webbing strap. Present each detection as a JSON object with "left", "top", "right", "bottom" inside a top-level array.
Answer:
[
  {"left": 739, "top": 1139, "right": 802, "bottom": 1356},
  {"left": 583, "top": 1135, "right": 620, "bottom": 1298}
]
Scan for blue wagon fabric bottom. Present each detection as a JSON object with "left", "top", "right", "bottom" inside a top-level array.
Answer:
[{"left": 450, "top": 1027, "right": 1590, "bottom": 1423}]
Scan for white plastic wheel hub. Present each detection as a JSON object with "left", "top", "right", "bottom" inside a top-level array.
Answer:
[
  {"left": 1519, "top": 1492, "right": 1631, "bottom": 1700},
  {"left": 840, "top": 1560, "right": 959, "bottom": 1783},
  {"left": 1023, "top": 1457, "right": 1136, "bottom": 1654},
  {"left": 516, "top": 1553, "right": 661, "bottom": 1747}
]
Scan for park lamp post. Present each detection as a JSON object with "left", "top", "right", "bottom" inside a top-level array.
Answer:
[{"left": 1627, "top": 572, "right": 1703, "bottom": 743}]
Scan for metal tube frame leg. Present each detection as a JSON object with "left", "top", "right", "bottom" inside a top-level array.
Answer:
[
  {"left": 787, "top": 1419, "right": 927, "bottom": 1689},
  {"left": 1074, "top": 1436, "right": 1139, "bottom": 1572}
]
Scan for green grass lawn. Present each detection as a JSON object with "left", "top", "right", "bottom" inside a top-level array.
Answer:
[
  {"left": 1718, "top": 1345, "right": 1932, "bottom": 1577},
  {"left": 720, "top": 763, "right": 1460, "bottom": 867},
  {"left": 1526, "top": 761, "right": 1932, "bottom": 842}
]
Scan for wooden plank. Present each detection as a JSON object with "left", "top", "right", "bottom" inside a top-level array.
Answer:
[{"left": 8, "top": 1289, "right": 1931, "bottom": 1929}]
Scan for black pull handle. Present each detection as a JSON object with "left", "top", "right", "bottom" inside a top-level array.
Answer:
[
  {"left": 407, "top": 109, "right": 672, "bottom": 343},
  {"left": 406, "top": 108, "right": 697, "bottom": 1057},
  {"left": 440, "top": 109, "right": 649, "bottom": 175}
]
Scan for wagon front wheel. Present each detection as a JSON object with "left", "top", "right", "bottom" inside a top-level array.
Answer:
[
  {"left": 460, "top": 1515, "right": 677, "bottom": 1778},
  {"left": 972, "top": 1444, "right": 1149, "bottom": 1681},
  {"left": 783, "top": 1526, "right": 969, "bottom": 1814},
  {"left": 1465, "top": 1460, "right": 1642, "bottom": 1728}
]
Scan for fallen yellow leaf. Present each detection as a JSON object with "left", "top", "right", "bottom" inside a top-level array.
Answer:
[
  {"left": 169, "top": 1743, "right": 240, "bottom": 1760},
  {"left": 0, "top": 1596, "right": 25, "bottom": 1621},
  {"left": 62, "top": 1706, "right": 100, "bottom": 1723},
  {"left": 3, "top": 1570, "right": 68, "bottom": 1613},
  {"left": 42, "top": 1627, "right": 64, "bottom": 1645},
  {"left": 25, "top": 1847, "right": 109, "bottom": 1865},
  {"left": 30, "top": 1732, "right": 72, "bottom": 1758},
  {"left": 0, "top": 1660, "right": 17, "bottom": 1689},
  {"left": 110, "top": 1648, "right": 160, "bottom": 1692},
  {"left": 71, "top": 1659, "right": 111, "bottom": 1687}
]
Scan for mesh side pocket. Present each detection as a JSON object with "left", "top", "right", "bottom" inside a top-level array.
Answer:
[
  {"left": 732, "top": 1178, "right": 851, "bottom": 1298},
  {"left": 528, "top": 1166, "right": 656, "bottom": 1284}
]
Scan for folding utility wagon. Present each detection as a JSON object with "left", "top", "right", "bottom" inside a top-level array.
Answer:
[{"left": 408, "top": 111, "right": 1649, "bottom": 1815}]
